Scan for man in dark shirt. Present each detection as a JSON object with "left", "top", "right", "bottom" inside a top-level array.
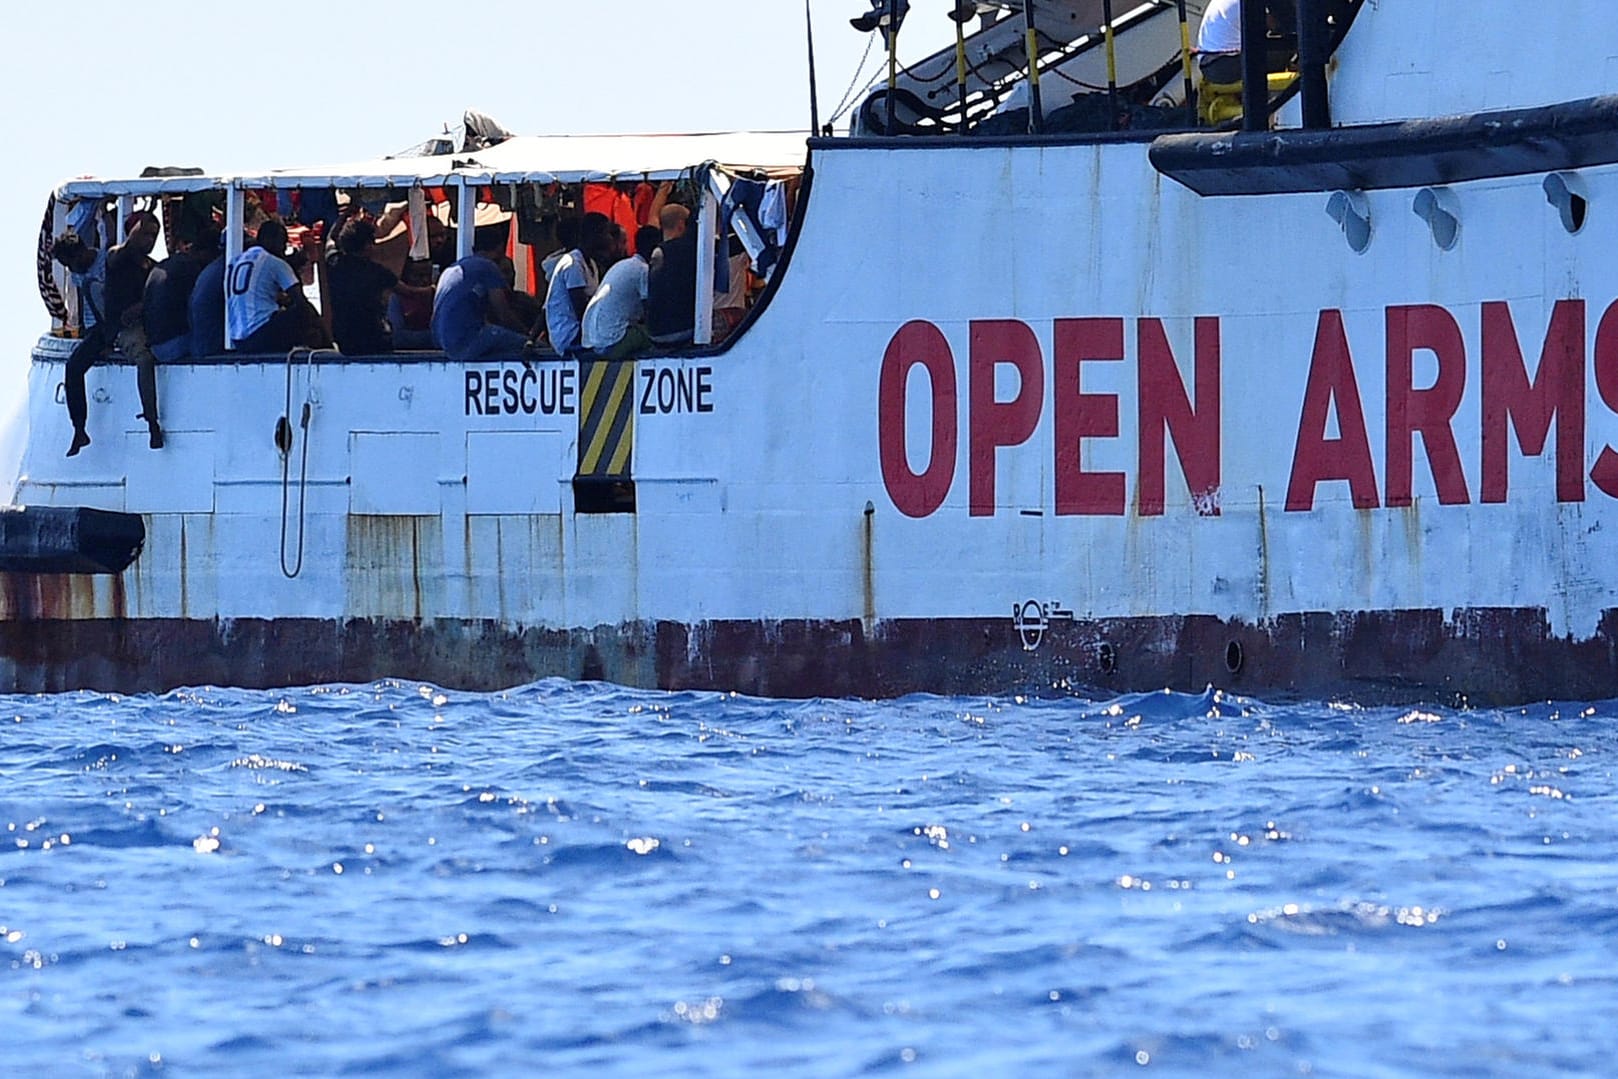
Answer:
[
  {"left": 645, "top": 204, "right": 698, "bottom": 347},
  {"left": 135, "top": 223, "right": 221, "bottom": 450},
  {"left": 145, "top": 223, "right": 221, "bottom": 363},
  {"left": 328, "top": 216, "right": 400, "bottom": 355}
]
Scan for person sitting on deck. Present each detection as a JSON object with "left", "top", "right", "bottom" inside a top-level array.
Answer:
[
  {"left": 387, "top": 259, "right": 437, "bottom": 349},
  {"left": 540, "top": 215, "right": 580, "bottom": 285},
  {"left": 645, "top": 204, "right": 698, "bottom": 349},
  {"left": 187, "top": 232, "right": 230, "bottom": 359},
  {"left": 494, "top": 255, "right": 545, "bottom": 330},
  {"left": 51, "top": 212, "right": 164, "bottom": 456},
  {"left": 1197, "top": 0, "right": 1244, "bottom": 86},
  {"left": 329, "top": 215, "right": 419, "bottom": 355},
  {"left": 542, "top": 212, "right": 613, "bottom": 357},
  {"left": 430, "top": 225, "right": 532, "bottom": 362},
  {"left": 145, "top": 221, "right": 221, "bottom": 365},
  {"left": 582, "top": 225, "right": 660, "bottom": 360},
  {"left": 226, "top": 220, "right": 329, "bottom": 353},
  {"left": 712, "top": 236, "right": 753, "bottom": 342}
]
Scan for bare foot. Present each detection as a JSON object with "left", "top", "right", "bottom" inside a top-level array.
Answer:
[{"left": 66, "top": 430, "right": 90, "bottom": 457}]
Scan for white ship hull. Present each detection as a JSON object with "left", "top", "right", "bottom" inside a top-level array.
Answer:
[{"left": 9, "top": 0, "right": 1618, "bottom": 701}]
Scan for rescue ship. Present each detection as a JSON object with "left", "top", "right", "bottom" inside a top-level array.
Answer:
[{"left": 8, "top": 0, "right": 1618, "bottom": 704}]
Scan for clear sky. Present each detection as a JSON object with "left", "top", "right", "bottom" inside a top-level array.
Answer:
[{"left": 0, "top": 0, "right": 959, "bottom": 441}]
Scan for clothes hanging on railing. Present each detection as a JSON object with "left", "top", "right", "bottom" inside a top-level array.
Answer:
[
  {"left": 760, "top": 181, "right": 791, "bottom": 247},
  {"left": 36, "top": 197, "right": 67, "bottom": 323}
]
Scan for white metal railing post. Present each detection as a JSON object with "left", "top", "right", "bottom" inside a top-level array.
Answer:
[
  {"left": 456, "top": 178, "right": 477, "bottom": 262},
  {"left": 117, "top": 195, "right": 134, "bottom": 243},
  {"left": 694, "top": 185, "right": 718, "bottom": 347},
  {"left": 224, "top": 184, "right": 245, "bottom": 351}
]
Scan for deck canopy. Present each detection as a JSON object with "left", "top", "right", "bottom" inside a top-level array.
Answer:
[{"left": 56, "top": 130, "right": 810, "bottom": 198}]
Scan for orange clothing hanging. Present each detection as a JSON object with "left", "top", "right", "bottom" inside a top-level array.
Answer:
[{"left": 584, "top": 183, "right": 638, "bottom": 245}]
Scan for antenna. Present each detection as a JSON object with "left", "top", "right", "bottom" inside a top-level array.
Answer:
[{"left": 806, "top": 0, "right": 822, "bottom": 135}]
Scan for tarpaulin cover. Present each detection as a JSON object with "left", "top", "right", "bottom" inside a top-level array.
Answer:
[{"left": 57, "top": 131, "right": 809, "bottom": 199}]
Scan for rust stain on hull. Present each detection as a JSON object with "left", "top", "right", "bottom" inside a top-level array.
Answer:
[
  {"left": 345, "top": 515, "right": 443, "bottom": 621},
  {"left": 0, "top": 572, "right": 125, "bottom": 621},
  {"left": 0, "top": 607, "right": 1612, "bottom": 705}
]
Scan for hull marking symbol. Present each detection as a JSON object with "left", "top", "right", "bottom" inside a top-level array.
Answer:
[{"left": 1014, "top": 600, "right": 1074, "bottom": 652}]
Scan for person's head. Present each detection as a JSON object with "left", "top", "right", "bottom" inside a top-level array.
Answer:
[
  {"left": 659, "top": 204, "right": 691, "bottom": 241},
  {"left": 554, "top": 215, "right": 581, "bottom": 252},
  {"left": 580, "top": 212, "right": 614, "bottom": 261},
  {"left": 123, "top": 211, "right": 161, "bottom": 256},
  {"left": 634, "top": 225, "right": 661, "bottom": 261},
  {"left": 256, "top": 219, "right": 289, "bottom": 256},
  {"left": 50, "top": 232, "right": 97, "bottom": 273},
  {"left": 337, "top": 215, "right": 378, "bottom": 258},
  {"left": 401, "top": 258, "right": 433, "bottom": 286},
  {"left": 192, "top": 222, "right": 223, "bottom": 261},
  {"left": 610, "top": 223, "right": 629, "bottom": 261},
  {"left": 472, "top": 224, "right": 508, "bottom": 258}
]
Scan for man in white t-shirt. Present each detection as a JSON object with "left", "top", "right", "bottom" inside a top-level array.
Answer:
[
  {"left": 227, "top": 220, "right": 326, "bottom": 352},
  {"left": 542, "top": 213, "right": 613, "bottom": 356},
  {"left": 1197, "top": 0, "right": 1245, "bottom": 85},
  {"left": 582, "top": 226, "right": 659, "bottom": 360}
]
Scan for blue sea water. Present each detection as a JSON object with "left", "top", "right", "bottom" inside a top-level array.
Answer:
[{"left": 1, "top": 681, "right": 1615, "bottom": 1078}]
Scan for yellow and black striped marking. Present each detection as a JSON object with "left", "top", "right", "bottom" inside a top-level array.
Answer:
[{"left": 576, "top": 359, "right": 636, "bottom": 479}]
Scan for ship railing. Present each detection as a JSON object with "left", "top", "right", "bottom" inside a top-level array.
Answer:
[{"left": 844, "top": 0, "right": 1365, "bottom": 139}]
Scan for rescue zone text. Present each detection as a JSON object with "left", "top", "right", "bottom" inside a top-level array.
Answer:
[
  {"left": 465, "top": 363, "right": 716, "bottom": 418},
  {"left": 880, "top": 301, "right": 1618, "bottom": 518}
]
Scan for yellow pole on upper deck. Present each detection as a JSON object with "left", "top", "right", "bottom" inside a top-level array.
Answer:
[
  {"left": 1176, "top": 0, "right": 1196, "bottom": 110},
  {"left": 1023, "top": 0, "right": 1044, "bottom": 133},
  {"left": 1102, "top": 0, "right": 1119, "bottom": 130}
]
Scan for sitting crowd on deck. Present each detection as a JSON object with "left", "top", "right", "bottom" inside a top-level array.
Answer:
[
  {"left": 52, "top": 181, "right": 774, "bottom": 362},
  {"left": 45, "top": 171, "right": 796, "bottom": 454}
]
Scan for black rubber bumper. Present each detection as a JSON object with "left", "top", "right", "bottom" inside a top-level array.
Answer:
[{"left": 0, "top": 506, "right": 145, "bottom": 575}]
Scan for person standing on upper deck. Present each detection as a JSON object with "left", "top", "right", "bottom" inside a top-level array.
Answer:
[
  {"left": 430, "top": 225, "right": 532, "bottom": 362},
  {"left": 1197, "top": 0, "right": 1245, "bottom": 85}
]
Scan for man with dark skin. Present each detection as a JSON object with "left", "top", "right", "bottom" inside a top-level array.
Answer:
[
  {"left": 541, "top": 212, "right": 614, "bottom": 355},
  {"left": 227, "top": 219, "right": 328, "bottom": 353},
  {"left": 143, "top": 221, "right": 223, "bottom": 450},
  {"left": 430, "top": 225, "right": 532, "bottom": 362},
  {"left": 328, "top": 215, "right": 431, "bottom": 355},
  {"left": 51, "top": 211, "right": 163, "bottom": 455}
]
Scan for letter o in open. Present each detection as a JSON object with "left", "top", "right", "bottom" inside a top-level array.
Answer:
[{"left": 879, "top": 321, "right": 958, "bottom": 518}]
